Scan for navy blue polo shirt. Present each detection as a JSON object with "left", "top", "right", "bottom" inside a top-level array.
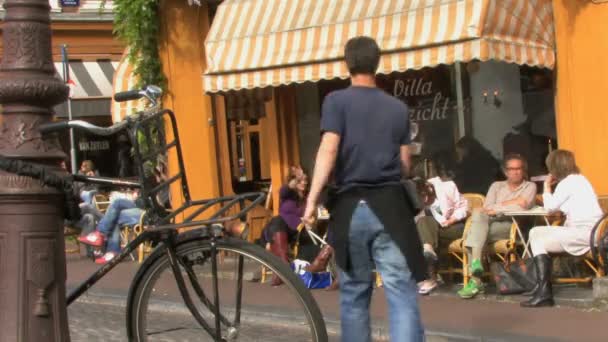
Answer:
[{"left": 320, "top": 86, "right": 410, "bottom": 190}]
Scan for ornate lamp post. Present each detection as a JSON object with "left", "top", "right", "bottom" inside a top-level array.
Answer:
[{"left": 0, "top": 0, "right": 70, "bottom": 341}]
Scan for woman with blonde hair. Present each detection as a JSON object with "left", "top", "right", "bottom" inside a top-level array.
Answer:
[{"left": 521, "top": 149, "right": 603, "bottom": 307}]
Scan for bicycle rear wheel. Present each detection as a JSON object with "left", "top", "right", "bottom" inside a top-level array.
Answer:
[{"left": 127, "top": 236, "right": 328, "bottom": 341}]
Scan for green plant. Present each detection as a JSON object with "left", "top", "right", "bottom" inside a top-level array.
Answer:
[{"left": 102, "top": 0, "right": 167, "bottom": 90}]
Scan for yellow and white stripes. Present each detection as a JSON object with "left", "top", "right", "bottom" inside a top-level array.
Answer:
[
  {"left": 111, "top": 52, "right": 145, "bottom": 123},
  {"left": 203, "top": 0, "right": 555, "bottom": 93}
]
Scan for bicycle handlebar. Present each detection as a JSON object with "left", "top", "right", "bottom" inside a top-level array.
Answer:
[
  {"left": 39, "top": 119, "right": 129, "bottom": 136},
  {"left": 114, "top": 89, "right": 143, "bottom": 102}
]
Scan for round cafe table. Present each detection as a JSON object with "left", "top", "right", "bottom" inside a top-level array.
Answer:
[{"left": 501, "top": 206, "right": 551, "bottom": 258}]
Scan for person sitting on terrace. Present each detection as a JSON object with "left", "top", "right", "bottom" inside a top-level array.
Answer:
[
  {"left": 79, "top": 157, "right": 171, "bottom": 264},
  {"left": 458, "top": 153, "right": 537, "bottom": 299},
  {"left": 259, "top": 166, "right": 308, "bottom": 286},
  {"left": 416, "top": 155, "right": 468, "bottom": 295},
  {"left": 521, "top": 150, "right": 603, "bottom": 308},
  {"left": 78, "top": 188, "right": 142, "bottom": 264},
  {"left": 75, "top": 160, "right": 100, "bottom": 205}
]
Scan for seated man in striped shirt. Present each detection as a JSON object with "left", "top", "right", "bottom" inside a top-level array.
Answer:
[{"left": 458, "top": 153, "right": 536, "bottom": 299}]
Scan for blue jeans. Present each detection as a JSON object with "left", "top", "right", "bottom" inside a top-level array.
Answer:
[
  {"left": 80, "top": 190, "right": 97, "bottom": 205},
  {"left": 97, "top": 198, "right": 143, "bottom": 253},
  {"left": 339, "top": 201, "right": 424, "bottom": 342}
]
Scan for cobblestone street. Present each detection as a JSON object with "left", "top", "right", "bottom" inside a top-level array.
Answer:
[{"left": 68, "top": 301, "right": 340, "bottom": 342}]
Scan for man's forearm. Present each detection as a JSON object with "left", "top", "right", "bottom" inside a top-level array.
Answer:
[
  {"left": 400, "top": 145, "right": 411, "bottom": 178},
  {"left": 307, "top": 144, "right": 338, "bottom": 206}
]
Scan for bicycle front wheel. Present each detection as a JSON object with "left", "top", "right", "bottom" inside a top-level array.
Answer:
[{"left": 127, "top": 237, "right": 328, "bottom": 341}]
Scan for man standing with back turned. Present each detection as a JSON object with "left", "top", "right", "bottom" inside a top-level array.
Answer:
[{"left": 303, "top": 36, "right": 426, "bottom": 342}]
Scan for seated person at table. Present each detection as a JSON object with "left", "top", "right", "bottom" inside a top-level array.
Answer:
[
  {"left": 458, "top": 153, "right": 536, "bottom": 299},
  {"left": 75, "top": 160, "right": 100, "bottom": 205},
  {"left": 79, "top": 189, "right": 142, "bottom": 264},
  {"left": 416, "top": 156, "right": 468, "bottom": 295},
  {"left": 521, "top": 150, "right": 603, "bottom": 308},
  {"left": 79, "top": 158, "right": 171, "bottom": 264},
  {"left": 259, "top": 166, "right": 308, "bottom": 286}
]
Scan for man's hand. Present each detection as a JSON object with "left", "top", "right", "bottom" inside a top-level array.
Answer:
[
  {"left": 305, "top": 132, "right": 340, "bottom": 227},
  {"left": 302, "top": 200, "right": 317, "bottom": 227},
  {"left": 484, "top": 208, "right": 497, "bottom": 216}
]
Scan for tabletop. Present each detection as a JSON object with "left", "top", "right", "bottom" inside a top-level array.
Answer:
[{"left": 501, "top": 206, "right": 550, "bottom": 216}]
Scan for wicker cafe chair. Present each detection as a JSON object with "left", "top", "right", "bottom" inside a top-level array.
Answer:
[
  {"left": 117, "top": 210, "right": 156, "bottom": 264},
  {"left": 93, "top": 193, "right": 111, "bottom": 213},
  {"left": 552, "top": 215, "right": 608, "bottom": 284},
  {"left": 246, "top": 184, "right": 273, "bottom": 244},
  {"left": 439, "top": 193, "right": 485, "bottom": 285}
]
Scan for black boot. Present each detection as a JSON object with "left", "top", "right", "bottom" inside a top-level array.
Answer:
[
  {"left": 270, "top": 231, "right": 290, "bottom": 286},
  {"left": 522, "top": 282, "right": 539, "bottom": 296},
  {"left": 521, "top": 254, "right": 554, "bottom": 307}
]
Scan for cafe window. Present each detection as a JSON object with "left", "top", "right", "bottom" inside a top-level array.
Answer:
[
  {"left": 377, "top": 65, "right": 468, "bottom": 158},
  {"left": 223, "top": 86, "right": 273, "bottom": 194}
]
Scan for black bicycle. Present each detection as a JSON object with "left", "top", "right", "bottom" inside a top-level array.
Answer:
[{"left": 38, "top": 86, "right": 328, "bottom": 341}]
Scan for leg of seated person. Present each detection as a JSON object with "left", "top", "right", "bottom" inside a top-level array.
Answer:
[
  {"left": 529, "top": 226, "right": 566, "bottom": 256},
  {"left": 487, "top": 220, "right": 512, "bottom": 242},
  {"left": 416, "top": 216, "right": 440, "bottom": 252},
  {"left": 80, "top": 190, "right": 96, "bottom": 205},
  {"left": 460, "top": 211, "right": 491, "bottom": 298},
  {"left": 107, "top": 226, "right": 122, "bottom": 254},
  {"left": 416, "top": 216, "right": 442, "bottom": 294},
  {"left": 77, "top": 213, "right": 96, "bottom": 236},
  {"left": 438, "top": 222, "right": 465, "bottom": 241},
  {"left": 464, "top": 209, "right": 491, "bottom": 261},
  {"left": 79, "top": 203, "right": 103, "bottom": 221},
  {"left": 97, "top": 198, "right": 138, "bottom": 237},
  {"left": 522, "top": 226, "right": 560, "bottom": 308},
  {"left": 117, "top": 208, "right": 143, "bottom": 227},
  {"left": 97, "top": 209, "right": 143, "bottom": 264}
]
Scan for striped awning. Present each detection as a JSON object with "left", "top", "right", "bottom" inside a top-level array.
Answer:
[
  {"left": 54, "top": 60, "right": 118, "bottom": 98},
  {"left": 203, "top": 0, "right": 555, "bottom": 93},
  {"left": 111, "top": 52, "right": 145, "bottom": 123}
]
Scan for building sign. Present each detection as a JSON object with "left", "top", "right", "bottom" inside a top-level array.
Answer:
[
  {"left": 79, "top": 140, "right": 110, "bottom": 152},
  {"left": 60, "top": 0, "right": 80, "bottom": 7},
  {"left": 377, "top": 65, "right": 467, "bottom": 157}
]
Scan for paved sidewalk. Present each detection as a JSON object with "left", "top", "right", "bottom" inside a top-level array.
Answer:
[{"left": 66, "top": 253, "right": 607, "bottom": 341}]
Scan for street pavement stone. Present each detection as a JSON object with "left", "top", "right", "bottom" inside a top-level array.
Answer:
[{"left": 68, "top": 301, "right": 341, "bottom": 342}]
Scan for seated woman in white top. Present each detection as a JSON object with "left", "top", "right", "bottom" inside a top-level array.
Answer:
[
  {"left": 521, "top": 149, "right": 603, "bottom": 308},
  {"left": 416, "top": 156, "right": 468, "bottom": 295}
]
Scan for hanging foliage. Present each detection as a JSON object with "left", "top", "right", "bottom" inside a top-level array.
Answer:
[{"left": 101, "top": 0, "right": 167, "bottom": 90}]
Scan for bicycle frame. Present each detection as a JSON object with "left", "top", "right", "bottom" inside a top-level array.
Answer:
[
  {"left": 67, "top": 191, "right": 265, "bottom": 304},
  {"left": 63, "top": 108, "right": 267, "bottom": 341}
]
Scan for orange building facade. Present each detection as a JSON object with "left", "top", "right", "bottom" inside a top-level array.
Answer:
[{"left": 113, "top": 0, "right": 608, "bottom": 226}]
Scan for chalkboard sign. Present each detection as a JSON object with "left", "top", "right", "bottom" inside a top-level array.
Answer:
[{"left": 60, "top": 0, "right": 80, "bottom": 7}]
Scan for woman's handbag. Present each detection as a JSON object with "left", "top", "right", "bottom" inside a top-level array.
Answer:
[{"left": 490, "top": 257, "right": 537, "bottom": 295}]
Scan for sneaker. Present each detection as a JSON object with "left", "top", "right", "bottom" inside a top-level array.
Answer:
[
  {"left": 95, "top": 252, "right": 116, "bottom": 265},
  {"left": 470, "top": 259, "right": 484, "bottom": 277},
  {"left": 458, "top": 278, "right": 484, "bottom": 299},
  {"left": 78, "top": 231, "right": 105, "bottom": 247}
]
